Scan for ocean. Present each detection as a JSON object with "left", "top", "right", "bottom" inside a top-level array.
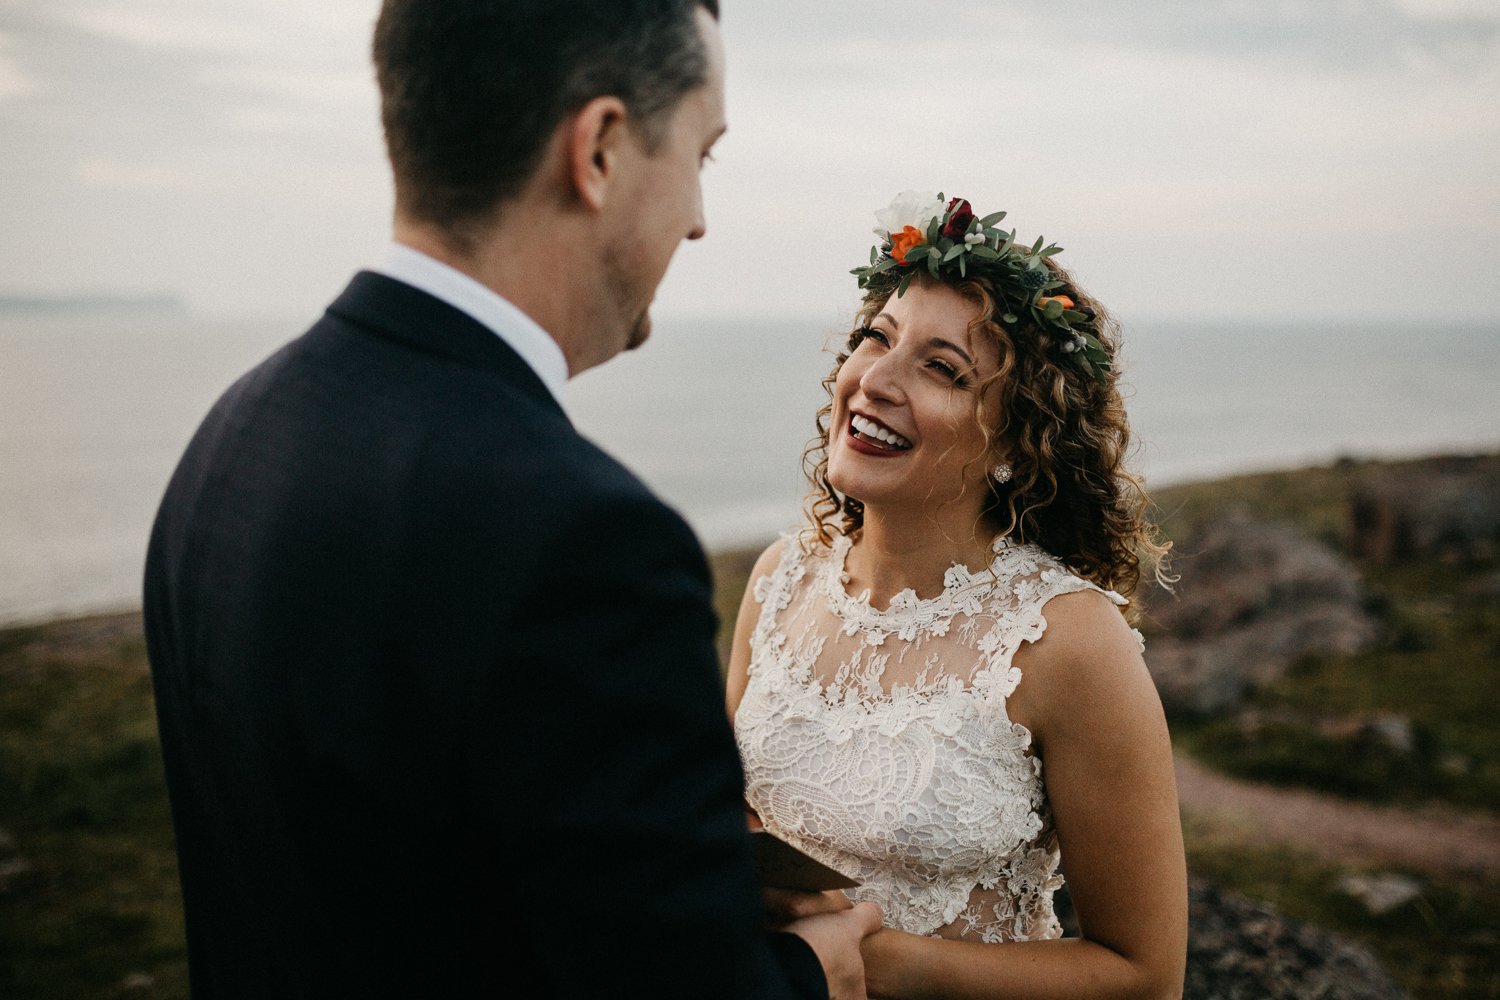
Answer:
[{"left": 2, "top": 311, "right": 1497, "bottom": 627}]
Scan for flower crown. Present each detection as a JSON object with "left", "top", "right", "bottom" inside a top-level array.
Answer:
[{"left": 850, "top": 191, "right": 1112, "bottom": 384}]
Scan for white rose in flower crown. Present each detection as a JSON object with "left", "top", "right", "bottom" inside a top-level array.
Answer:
[{"left": 872, "top": 190, "right": 947, "bottom": 239}]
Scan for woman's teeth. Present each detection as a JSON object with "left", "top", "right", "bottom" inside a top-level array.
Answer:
[{"left": 850, "top": 414, "right": 912, "bottom": 450}]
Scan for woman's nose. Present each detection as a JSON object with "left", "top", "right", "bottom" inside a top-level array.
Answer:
[{"left": 858, "top": 350, "right": 906, "bottom": 405}]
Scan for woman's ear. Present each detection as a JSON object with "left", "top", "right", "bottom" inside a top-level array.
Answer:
[{"left": 565, "top": 95, "right": 630, "bottom": 212}]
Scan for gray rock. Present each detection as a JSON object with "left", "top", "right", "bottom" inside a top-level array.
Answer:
[
  {"left": 1347, "top": 455, "right": 1500, "bottom": 565},
  {"left": 1366, "top": 713, "right": 1415, "bottom": 755},
  {"left": 1339, "top": 873, "right": 1423, "bottom": 916},
  {"left": 1144, "top": 513, "right": 1380, "bottom": 713},
  {"left": 1185, "top": 877, "right": 1410, "bottom": 999},
  {"left": 0, "top": 856, "right": 34, "bottom": 891}
]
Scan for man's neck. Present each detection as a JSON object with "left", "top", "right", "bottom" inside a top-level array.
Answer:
[{"left": 392, "top": 212, "right": 595, "bottom": 376}]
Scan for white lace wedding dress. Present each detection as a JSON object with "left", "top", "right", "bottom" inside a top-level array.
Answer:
[{"left": 734, "top": 532, "right": 1138, "bottom": 943}]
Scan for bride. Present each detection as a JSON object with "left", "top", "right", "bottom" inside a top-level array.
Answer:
[{"left": 727, "top": 192, "right": 1187, "bottom": 998}]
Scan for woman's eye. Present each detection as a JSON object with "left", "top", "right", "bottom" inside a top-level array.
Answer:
[
  {"left": 930, "top": 359, "right": 969, "bottom": 386},
  {"left": 856, "top": 326, "right": 890, "bottom": 347}
]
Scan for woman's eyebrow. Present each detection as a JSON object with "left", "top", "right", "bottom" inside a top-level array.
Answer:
[{"left": 928, "top": 338, "right": 974, "bottom": 365}]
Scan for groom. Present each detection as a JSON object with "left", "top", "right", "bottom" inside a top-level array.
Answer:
[{"left": 143, "top": 1, "right": 878, "bottom": 996}]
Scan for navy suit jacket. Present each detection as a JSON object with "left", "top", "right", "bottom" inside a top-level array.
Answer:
[{"left": 144, "top": 272, "right": 826, "bottom": 997}]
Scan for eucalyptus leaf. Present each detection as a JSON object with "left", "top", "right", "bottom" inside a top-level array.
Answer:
[
  {"left": 959, "top": 253, "right": 968, "bottom": 278},
  {"left": 942, "top": 243, "right": 966, "bottom": 262},
  {"left": 897, "top": 270, "right": 914, "bottom": 297},
  {"left": 1039, "top": 245, "right": 1063, "bottom": 258},
  {"left": 970, "top": 245, "right": 999, "bottom": 261},
  {"left": 978, "top": 210, "right": 1008, "bottom": 228},
  {"left": 1031, "top": 234, "right": 1044, "bottom": 256},
  {"left": 1063, "top": 309, "right": 1088, "bottom": 323}
]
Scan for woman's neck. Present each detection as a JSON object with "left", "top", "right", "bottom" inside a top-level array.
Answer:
[{"left": 843, "top": 509, "right": 998, "bottom": 608}]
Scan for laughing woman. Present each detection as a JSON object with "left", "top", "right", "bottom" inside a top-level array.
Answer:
[{"left": 727, "top": 192, "right": 1187, "bottom": 999}]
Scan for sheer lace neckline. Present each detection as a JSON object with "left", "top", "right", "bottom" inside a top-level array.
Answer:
[{"left": 821, "top": 533, "right": 1021, "bottom": 640}]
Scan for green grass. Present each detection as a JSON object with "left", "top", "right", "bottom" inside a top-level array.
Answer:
[
  {"left": 0, "top": 616, "right": 188, "bottom": 1000},
  {"left": 2, "top": 453, "right": 1494, "bottom": 997},
  {"left": 1184, "top": 817, "right": 1500, "bottom": 1000},
  {"left": 1166, "top": 537, "right": 1500, "bottom": 813}
]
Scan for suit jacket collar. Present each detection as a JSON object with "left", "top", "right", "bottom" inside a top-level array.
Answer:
[{"left": 326, "top": 271, "right": 565, "bottom": 418}]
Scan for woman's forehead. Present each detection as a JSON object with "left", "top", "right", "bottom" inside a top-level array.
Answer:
[{"left": 878, "top": 285, "right": 997, "bottom": 361}]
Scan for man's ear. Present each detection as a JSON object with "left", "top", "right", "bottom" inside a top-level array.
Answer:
[{"left": 566, "top": 95, "right": 630, "bottom": 212}]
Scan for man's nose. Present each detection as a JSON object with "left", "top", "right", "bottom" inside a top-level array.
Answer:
[{"left": 686, "top": 186, "right": 706, "bottom": 241}]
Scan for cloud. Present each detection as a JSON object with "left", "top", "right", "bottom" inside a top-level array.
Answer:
[
  {"left": 0, "top": 35, "right": 36, "bottom": 102},
  {"left": 74, "top": 158, "right": 195, "bottom": 191},
  {"left": 59, "top": 4, "right": 267, "bottom": 53}
]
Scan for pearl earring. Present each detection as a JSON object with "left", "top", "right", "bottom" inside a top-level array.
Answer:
[{"left": 991, "top": 462, "right": 1012, "bottom": 484}]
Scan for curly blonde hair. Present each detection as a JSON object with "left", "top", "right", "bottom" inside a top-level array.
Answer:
[{"left": 802, "top": 262, "right": 1170, "bottom": 607}]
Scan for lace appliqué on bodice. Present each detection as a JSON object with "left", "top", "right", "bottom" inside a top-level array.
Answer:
[{"left": 735, "top": 533, "right": 1138, "bottom": 943}]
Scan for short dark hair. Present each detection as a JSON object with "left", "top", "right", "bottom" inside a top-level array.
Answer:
[{"left": 374, "top": 0, "right": 720, "bottom": 232}]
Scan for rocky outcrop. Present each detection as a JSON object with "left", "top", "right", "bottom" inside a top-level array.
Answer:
[
  {"left": 1056, "top": 878, "right": 1410, "bottom": 998},
  {"left": 1347, "top": 454, "right": 1500, "bottom": 566},
  {"left": 1143, "top": 513, "right": 1380, "bottom": 714},
  {"left": 1183, "top": 878, "right": 1410, "bottom": 999}
]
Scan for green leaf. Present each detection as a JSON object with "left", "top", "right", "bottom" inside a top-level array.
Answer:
[
  {"left": 978, "top": 210, "right": 1008, "bottom": 228},
  {"left": 1063, "top": 309, "right": 1088, "bottom": 323},
  {"left": 1043, "top": 300, "right": 1065, "bottom": 319},
  {"left": 1031, "top": 234, "right": 1044, "bottom": 256},
  {"left": 1039, "top": 244, "right": 1064, "bottom": 258},
  {"left": 970, "top": 245, "right": 999, "bottom": 261},
  {"left": 927, "top": 252, "right": 941, "bottom": 276},
  {"left": 937, "top": 237, "right": 955, "bottom": 254},
  {"left": 942, "top": 243, "right": 966, "bottom": 262},
  {"left": 897, "top": 270, "right": 914, "bottom": 297},
  {"left": 958, "top": 253, "right": 968, "bottom": 278},
  {"left": 867, "top": 256, "right": 899, "bottom": 274},
  {"left": 926, "top": 217, "right": 942, "bottom": 245},
  {"left": 1001, "top": 312, "right": 1018, "bottom": 324},
  {"left": 904, "top": 245, "right": 931, "bottom": 262}
]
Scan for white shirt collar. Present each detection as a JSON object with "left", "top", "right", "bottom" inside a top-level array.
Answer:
[{"left": 370, "top": 241, "right": 568, "bottom": 405}]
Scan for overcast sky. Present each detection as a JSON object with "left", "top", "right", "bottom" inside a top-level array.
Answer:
[{"left": 1, "top": 0, "right": 1497, "bottom": 325}]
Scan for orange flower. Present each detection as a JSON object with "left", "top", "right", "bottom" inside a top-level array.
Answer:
[
  {"left": 1037, "top": 294, "right": 1075, "bottom": 309},
  {"left": 890, "top": 225, "right": 924, "bottom": 265}
]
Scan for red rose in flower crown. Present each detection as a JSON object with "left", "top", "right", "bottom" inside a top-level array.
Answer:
[{"left": 940, "top": 197, "right": 975, "bottom": 241}]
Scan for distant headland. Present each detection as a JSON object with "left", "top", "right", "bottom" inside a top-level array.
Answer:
[{"left": 0, "top": 293, "right": 186, "bottom": 315}]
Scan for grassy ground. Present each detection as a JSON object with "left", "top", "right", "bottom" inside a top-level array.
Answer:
[
  {"left": 0, "top": 616, "right": 187, "bottom": 999},
  {"left": 1183, "top": 816, "right": 1500, "bottom": 1000},
  {"left": 1148, "top": 457, "right": 1500, "bottom": 815},
  {"left": 2, "top": 454, "right": 1495, "bottom": 998}
]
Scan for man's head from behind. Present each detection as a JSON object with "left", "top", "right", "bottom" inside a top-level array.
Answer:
[
  {"left": 372, "top": 0, "right": 724, "bottom": 374},
  {"left": 374, "top": 0, "right": 719, "bottom": 238}
]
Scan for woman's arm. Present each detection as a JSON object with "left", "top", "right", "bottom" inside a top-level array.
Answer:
[
  {"left": 861, "top": 589, "right": 1188, "bottom": 1000},
  {"left": 725, "top": 537, "right": 787, "bottom": 719}
]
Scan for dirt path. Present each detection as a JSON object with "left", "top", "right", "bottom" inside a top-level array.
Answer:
[{"left": 1175, "top": 753, "right": 1500, "bottom": 882}]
